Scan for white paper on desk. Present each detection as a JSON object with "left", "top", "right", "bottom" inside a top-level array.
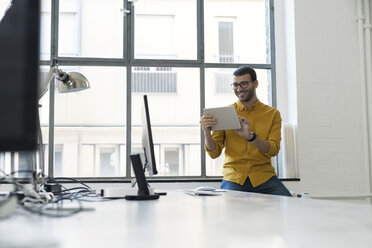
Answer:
[{"left": 203, "top": 106, "right": 241, "bottom": 131}]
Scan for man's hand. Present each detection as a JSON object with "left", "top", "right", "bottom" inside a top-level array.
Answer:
[
  {"left": 200, "top": 114, "right": 217, "bottom": 151},
  {"left": 199, "top": 114, "right": 217, "bottom": 133},
  {"left": 236, "top": 116, "right": 254, "bottom": 140}
]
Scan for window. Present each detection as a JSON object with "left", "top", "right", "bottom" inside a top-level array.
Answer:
[
  {"left": 218, "top": 21, "right": 234, "bottom": 63},
  {"left": 205, "top": 0, "right": 270, "bottom": 64},
  {"left": 98, "top": 146, "right": 118, "bottom": 177},
  {"left": 134, "top": 5, "right": 197, "bottom": 60},
  {"left": 131, "top": 67, "right": 201, "bottom": 176},
  {"left": 161, "top": 146, "right": 181, "bottom": 176},
  {"left": 54, "top": 145, "right": 63, "bottom": 176},
  {"left": 132, "top": 67, "right": 177, "bottom": 93},
  {"left": 0, "top": 152, "right": 4, "bottom": 172},
  {"left": 2, "top": 0, "right": 276, "bottom": 180},
  {"left": 0, "top": 152, "right": 11, "bottom": 174},
  {"left": 135, "top": 15, "right": 177, "bottom": 59},
  {"left": 59, "top": 0, "right": 123, "bottom": 58},
  {"left": 40, "top": 10, "right": 51, "bottom": 60},
  {"left": 214, "top": 70, "right": 233, "bottom": 94},
  {"left": 59, "top": 12, "right": 80, "bottom": 56},
  {"left": 0, "top": 152, "right": 35, "bottom": 178}
]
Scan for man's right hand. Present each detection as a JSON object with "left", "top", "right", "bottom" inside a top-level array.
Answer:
[{"left": 199, "top": 114, "right": 217, "bottom": 133}]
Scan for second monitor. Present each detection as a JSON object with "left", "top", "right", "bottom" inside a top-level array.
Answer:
[
  {"left": 138, "top": 95, "right": 166, "bottom": 195},
  {"left": 101, "top": 94, "right": 166, "bottom": 198},
  {"left": 141, "top": 94, "right": 158, "bottom": 176}
]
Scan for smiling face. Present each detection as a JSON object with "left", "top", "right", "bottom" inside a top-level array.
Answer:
[{"left": 233, "top": 74, "right": 258, "bottom": 103}]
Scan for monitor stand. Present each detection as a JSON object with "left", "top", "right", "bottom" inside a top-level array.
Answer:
[
  {"left": 125, "top": 153, "right": 160, "bottom": 201},
  {"left": 124, "top": 190, "right": 159, "bottom": 200},
  {"left": 130, "top": 178, "right": 167, "bottom": 196}
]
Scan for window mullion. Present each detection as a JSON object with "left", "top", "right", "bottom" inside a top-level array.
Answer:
[
  {"left": 48, "top": 0, "right": 59, "bottom": 178},
  {"left": 125, "top": 0, "right": 135, "bottom": 178}
]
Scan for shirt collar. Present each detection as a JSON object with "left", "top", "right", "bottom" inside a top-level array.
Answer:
[{"left": 237, "top": 99, "right": 261, "bottom": 111}]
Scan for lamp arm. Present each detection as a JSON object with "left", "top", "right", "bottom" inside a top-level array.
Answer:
[{"left": 38, "top": 65, "right": 59, "bottom": 100}]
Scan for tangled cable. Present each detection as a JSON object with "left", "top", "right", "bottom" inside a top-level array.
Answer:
[{"left": 0, "top": 169, "right": 103, "bottom": 217}]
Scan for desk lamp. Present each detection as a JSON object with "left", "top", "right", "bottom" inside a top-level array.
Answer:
[
  {"left": 37, "top": 60, "right": 90, "bottom": 175},
  {"left": 39, "top": 63, "right": 90, "bottom": 99}
]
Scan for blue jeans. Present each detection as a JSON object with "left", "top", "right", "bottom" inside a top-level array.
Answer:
[{"left": 221, "top": 176, "right": 292, "bottom": 197}]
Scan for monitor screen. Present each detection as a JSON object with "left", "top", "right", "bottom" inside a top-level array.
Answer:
[
  {"left": 0, "top": 0, "right": 40, "bottom": 151},
  {"left": 141, "top": 95, "right": 158, "bottom": 176}
]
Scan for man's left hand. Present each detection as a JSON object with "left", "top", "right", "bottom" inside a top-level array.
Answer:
[{"left": 236, "top": 116, "right": 254, "bottom": 140}]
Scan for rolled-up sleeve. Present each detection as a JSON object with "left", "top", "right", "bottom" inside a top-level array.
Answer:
[
  {"left": 204, "top": 130, "right": 225, "bottom": 159},
  {"left": 263, "top": 111, "right": 282, "bottom": 157}
]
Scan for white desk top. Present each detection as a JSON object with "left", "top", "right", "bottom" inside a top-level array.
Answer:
[{"left": 1, "top": 189, "right": 372, "bottom": 248}]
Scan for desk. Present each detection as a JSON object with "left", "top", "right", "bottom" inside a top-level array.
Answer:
[{"left": 1, "top": 190, "right": 372, "bottom": 248}]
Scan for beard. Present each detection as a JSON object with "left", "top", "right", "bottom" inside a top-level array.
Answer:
[{"left": 235, "top": 87, "right": 255, "bottom": 103}]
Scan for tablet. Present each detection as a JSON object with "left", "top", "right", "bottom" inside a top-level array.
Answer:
[{"left": 203, "top": 106, "right": 241, "bottom": 131}]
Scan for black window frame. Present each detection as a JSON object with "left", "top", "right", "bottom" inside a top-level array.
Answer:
[{"left": 35, "top": 0, "right": 277, "bottom": 181}]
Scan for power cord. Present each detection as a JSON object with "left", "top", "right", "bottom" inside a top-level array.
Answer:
[{"left": 0, "top": 170, "right": 100, "bottom": 217}]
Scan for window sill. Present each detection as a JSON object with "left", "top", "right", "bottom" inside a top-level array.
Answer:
[
  {"left": 0, "top": 177, "right": 300, "bottom": 185},
  {"left": 279, "top": 178, "right": 300, "bottom": 181}
]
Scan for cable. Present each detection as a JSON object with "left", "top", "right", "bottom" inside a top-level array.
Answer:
[
  {"left": 1, "top": 171, "right": 106, "bottom": 216},
  {"left": 0, "top": 170, "right": 84, "bottom": 217},
  {"left": 60, "top": 187, "right": 91, "bottom": 193},
  {"left": 46, "top": 177, "right": 92, "bottom": 191}
]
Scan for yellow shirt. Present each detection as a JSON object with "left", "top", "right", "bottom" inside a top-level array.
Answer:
[{"left": 205, "top": 100, "right": 282, "bottom": 187}]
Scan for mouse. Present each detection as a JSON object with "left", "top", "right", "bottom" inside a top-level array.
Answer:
[{"left": 194, "top": 186, "right": 217, "bottom": 191}]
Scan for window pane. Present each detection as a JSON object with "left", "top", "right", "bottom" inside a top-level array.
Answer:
[
  {"left": 0, "top": 152, "right": 11, "bottom": 175},
  {"left": 40, "top": 0, "right": 51, "bottom": 60},
  {"left": 55, "top": 67, "right": 126, "bottom": 125},
  {"left": 52, "top": 66, "right": 126, "bottom": 177},
  {"left": 132, "top": 66, "right": 177, "bottom": 93},
  {"left": 99, "top": 146, "right": 118, "bottom": 177},
  {"left": 205, "top": 68, "right": 271, "bottom": 176},
  {"left": 218, "top": 22, "right": 234, "bottom": 63},
  {"left": 134, "top": 0, "right": 197, "bottom": 60},
  {"left": 132, "top": 67, "right": 201, "bottom": 176},
  {"left": 39, "top": 66, "right": 51, "bottom": 125},
  {"left": 163, "top": 146, "right": 179, "bottom": 176},
  {"left": 59, "top": 12, "right": 79, "bottom": 56},
  {"left": 79, "top": 144, "right": 94, "bottom": 176},
  {"left": 0, "top": 152, "right": 4, "bottom": 172},
  {"left": 54, "top": 145, "right": 63, "bottom": 176},
  {"left": 39, "top": 66, "right": 51, "bottom": 176},
  {"left": 0, "top": 152, "right": 36, "bottom": 177},
  {"left": 59, "top": 0, "right": 123, "bottom": 58},
  {"left": 204, "top": 0, "right": 270, "bottom": 64},
  {"left": 17, "top": 152, "right": 35, "bottom": 178}
]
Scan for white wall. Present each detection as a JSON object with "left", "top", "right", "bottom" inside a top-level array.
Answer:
[{"left": 278, "top": 0, "right": 371, "bottom": 196}]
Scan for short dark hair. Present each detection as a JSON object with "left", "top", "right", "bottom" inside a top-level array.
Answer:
[{"left": 233, "top": 66, "right": 257, "bottom": 81}]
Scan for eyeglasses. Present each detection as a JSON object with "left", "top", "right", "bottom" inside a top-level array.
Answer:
[{"left": 231, "top": 81, "right": 253, "bottom": 89}]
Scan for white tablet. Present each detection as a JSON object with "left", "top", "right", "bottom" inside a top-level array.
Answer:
[{"left": 203, "top": 106, "right": 241, "bottom": 131}]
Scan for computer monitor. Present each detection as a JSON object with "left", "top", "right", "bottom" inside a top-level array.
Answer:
[
  {"left": 101, "top": 95, "right": 166, "bottom": 199},
  {"left": 141, "top": 95, "right": 158, "bottom": 176},
  {"left": 0, "top": 0, "right": 40, "bottom": 151}
]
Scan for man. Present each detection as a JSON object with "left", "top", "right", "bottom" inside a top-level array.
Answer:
[{"left": 200, "top": 66, "right": 291, "bottom": 196}]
